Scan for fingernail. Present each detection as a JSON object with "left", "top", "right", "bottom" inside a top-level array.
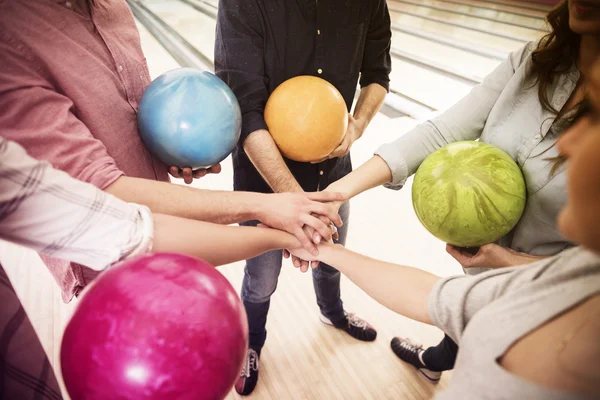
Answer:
[{"left": 312, "top": 249, "right": 319, "bottom": 256}]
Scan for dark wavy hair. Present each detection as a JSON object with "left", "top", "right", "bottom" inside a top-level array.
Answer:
[
  {"left": 528, "top": 1, "right": 583, "bottom": 174},
  {"left": 530, "top": 1, "right": 580, "bottom": 113}
]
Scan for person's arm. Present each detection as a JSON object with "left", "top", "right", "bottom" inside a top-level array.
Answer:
[
  {"left": 335, "top": 42, "right": 539, "bottom": 198},
  {"left": 152, "top": 213, "right": 297, "bottom": 266},
  {"left": 215, "top": 0, "right": 303, "bottom": 194},
  {"left": 290, "top": 241, "right": 555, "bottom": 341},
  {"left": 446, "top": 243, "right": 551, "bottom": 269},
  {"left": 293, "top": 243, "right": 439, "bottom": 324},
  {"left": 0, "top": 34, "right": 341, "bottom": 253},
  {"left": 0, "top": 137, "right": 300, "bottom": 270},
  {"left": 326, "top": 1, "right": 391, "bottom": 159},
  {"left": 326, "top": 155, "right": 392, "bottom": 199},
  {"left": 327, "top": 85, "right": 388, "bottom": 159}
]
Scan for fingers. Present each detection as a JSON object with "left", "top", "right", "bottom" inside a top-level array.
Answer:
[
  {"left": 177, "top": 167, "right": 191, "bottom": 184},
  {"left": 170, "top": 164, "right": 221, "bottom": 182},
  {"left": 327, "top": 147, "right": 347, "bottom": 160},
  {"left": 301, "top": 214, "right": 331, "bottom": 243},
  {"left": 291, "top": 255, "right": 310, "bottom": 273},
  {"left": 293, "top": 227, "right": 318, "bottom": 255},
  {"left": 305, "top": 191, "right": 348, "bottom": 203},
  {"left": 445, "top": 244, "right": 475, "bottom": 267},
  {"left": 208, "top": 163, "right": 222, "bottom": 174},
  {"left": 192, "top": 169, "right": 208, "bottom": 179},
  {"left": 310, "top": 156, "right": 329, "bottom": 164},
  {"left": 283, "top": 249, "right": 290, "bottom": 259},
  {"left": 300, "top": 258, "right": 310, "bottom": 272},
  {"left": 169, "top": 166, "right": 182, "bottom": 178},
  {"left": 309, "top": 203, "right": 342, "bottom": 227}
]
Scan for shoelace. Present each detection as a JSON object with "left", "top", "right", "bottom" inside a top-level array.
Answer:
[
  {"left": 347, "top": 313, "right": 368, "bottom": 329},
  {"left": 240, "top": 349, "right": 259, "bottom": 378},
  {"left": 399, "top": 338, "right": 423, "bottom": 353}
]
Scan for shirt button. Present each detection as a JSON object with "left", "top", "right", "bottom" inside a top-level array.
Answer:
[
  {"left": 319, "top": 170, "right": 324, "bottom": 176},
  {"left": 317, "top": 68, "right": 323, "bottom": 74},
  {"left": 534, "top": 134, "right": 541, "bottom": 140},
  {"left": 65, "top": 1, "right": 72, "bottom": 8},
  {"left": 118, "top": 65, "right": 124, "bottom": 72}
]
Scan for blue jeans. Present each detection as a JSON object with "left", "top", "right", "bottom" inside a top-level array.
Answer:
[{"left": 240, "top": 202, "right": 350, "bottom": 350}]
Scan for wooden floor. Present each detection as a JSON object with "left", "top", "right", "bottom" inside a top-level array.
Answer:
[{"left": 1, "top": 117, "right": 463, "bottom": 399}]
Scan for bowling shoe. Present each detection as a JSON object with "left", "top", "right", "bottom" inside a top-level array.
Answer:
[
  {"left": 235, "top": 348, "right": 260, "bottom": 396},
  {"left": 319, "top": 312, "right": 377, "bottom": 342},
  {"left": 390, "top": 337, "right": 442, "bottom": 383}
]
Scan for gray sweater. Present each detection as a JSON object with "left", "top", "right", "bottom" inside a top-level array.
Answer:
[
  {"left": 429, "top": 246, "right": 600, "bottom": 400},
  {"left": 375, "top": 42, "right": 579, "bottom": 270}
]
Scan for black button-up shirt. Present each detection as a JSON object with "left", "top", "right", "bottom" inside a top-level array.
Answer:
[{"left": 215, "top": 0, "right": 392, "bottom": 193}]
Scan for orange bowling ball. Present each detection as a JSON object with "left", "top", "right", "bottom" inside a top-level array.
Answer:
[{"left": 265, "top": 76, "right": 348, "bottom": 162}]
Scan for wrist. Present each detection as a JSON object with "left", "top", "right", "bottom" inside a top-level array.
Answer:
[
  {"left": 248, "top": 193, "right": 269, "bottom": 221},
  {"left": 318, "top": 242, "right": 343, "bottom": 266},
  {"left": 353, "top": 118, "right": 368, "bottom": 139}
]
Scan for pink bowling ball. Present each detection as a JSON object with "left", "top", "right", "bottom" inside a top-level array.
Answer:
[{"left": 61, "top": 253, "right": 248, "bottom": 400}]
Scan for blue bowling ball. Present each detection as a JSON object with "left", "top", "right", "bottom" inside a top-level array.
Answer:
[{"left": 138, "top": 68, "right": 241, "bottom": 170}]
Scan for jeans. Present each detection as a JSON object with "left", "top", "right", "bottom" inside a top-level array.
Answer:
[
  {"left": 421, "top": 334, "right": 458, "bottom": 372},
  {"left": 240, "top": 202, "right": 350, "bottom": 350}
]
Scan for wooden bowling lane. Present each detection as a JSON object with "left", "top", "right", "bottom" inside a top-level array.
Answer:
[
  {"left": 389, "top": 10, "right": 526, "bottom": 54},
  {"left": 134, "top": 19, "right": 180, "bottom": 79},
  {"left": 474, "top": 0, "right": 555, "bottom": 12},
  {"left": 391, "top": 30, "right": 499, "bottom": 82},
  {"left": 143, "top": 0, "right": 483, "bottom": 112},
  {"left": 141, "top": 0, "right": 217, "bottom": 65},
  {"left": 388, "top": 0, "right": 548, "bottom": 31},
  {"left": 438, "top": 0, "right": 549, "bottom": 18},
  {"left": 388, "top": 0, "right": 544, "bottom": 42}
]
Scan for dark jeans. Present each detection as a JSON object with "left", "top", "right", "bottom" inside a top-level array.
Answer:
[
  {"left": 421, "top": 334, "right": 459, "bottom": 372},
  {"left": 240, "top": 202, "right": 350, "bottom": 350}
]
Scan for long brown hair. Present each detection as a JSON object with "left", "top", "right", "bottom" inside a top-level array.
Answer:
[{"left": 530, "top": 1, "right": 580, "bottom": 114}]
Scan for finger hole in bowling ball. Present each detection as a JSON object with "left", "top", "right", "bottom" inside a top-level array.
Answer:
[{"left": 459, "top": 246, "right": 481, "bottom": 256}]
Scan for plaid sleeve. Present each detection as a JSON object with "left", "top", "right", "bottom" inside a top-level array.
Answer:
[{"left": 0, "top": 137, "right": 153, "bottom": 271}]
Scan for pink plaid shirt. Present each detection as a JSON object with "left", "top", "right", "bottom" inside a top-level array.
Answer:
[{"left": 0, "top": 0, "right": 169, "bottom": 301}]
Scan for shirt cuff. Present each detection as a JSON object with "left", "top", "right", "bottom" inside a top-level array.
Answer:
[
  {"left": 111, "top": 204, "right": 154, "bottom": 267},
  {"left": 426, "top": 277, "right": 461, "bottom": 344},
  {"left": 127, "top": 205, "right": 154, "bottom": 258},
  {"left": 77, "top": 157, "right": 124, "bottom": 190},
  {"left": 360, "top": 74, "right": 390, "bottom": 93},
  {"left": 241, "top": 111, "right": 269, "bottom": 144},
  {"left": 374, "top": 143, "right": 409, "bottom": 190}
]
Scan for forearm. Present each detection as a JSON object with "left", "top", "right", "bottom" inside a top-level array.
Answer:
[
  {"left": 105, "top": 176, "right": 265, "bottom": 224},
  {"left": 353, "top": 83, "right": 387, "bottom": 131},
  {"left": 318, "top": 243, "right": 439, "bottom": 324},
  {"left": 152, "top": 214, "right": 297, "bottom": 267},
  {"left": 326, "top": 155, "right": 392, "bottom": 198},
  {"left": 243, "top": 129, "right": 303, "bottom": 193}
]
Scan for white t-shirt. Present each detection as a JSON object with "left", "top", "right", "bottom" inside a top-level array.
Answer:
[{"left": 429, "top": 246, "right": 600, "bottom": 400}]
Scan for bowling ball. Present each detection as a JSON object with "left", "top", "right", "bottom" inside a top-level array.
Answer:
[
  {"left": 138, "top": 68, "right": 241, "bottom": 170},
  {"left": 265, "top": 75, "right": 348, "bottom": 162},
  {"left": 60, "top": 253, "right": 248, "bottom": 400},
  {"left": 412, "top": 141, "right": 526, "bottom": 247}
]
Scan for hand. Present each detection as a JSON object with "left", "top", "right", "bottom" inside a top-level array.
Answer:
[
  {"left": 283, "top": 195, "right": 343, "bottom": 269},
  {"left": 446, "top": 243, "right": 548, "bottom": 269},
  {"left": 258, "top": 191, "right": 347, "bottom": 255},
  {"left": 310, "top": 115, "right": 366, "bottom": 163},
  {"left": 286, "top": 242, "right": 322, "bottom": 273},
  {"left": 169, "top": 164, "right": 222, "bottom": 184}
]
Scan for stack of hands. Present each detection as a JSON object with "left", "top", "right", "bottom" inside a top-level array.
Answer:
[{"left": 167, "top": 108, "right": 545, "bottom": 273}]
